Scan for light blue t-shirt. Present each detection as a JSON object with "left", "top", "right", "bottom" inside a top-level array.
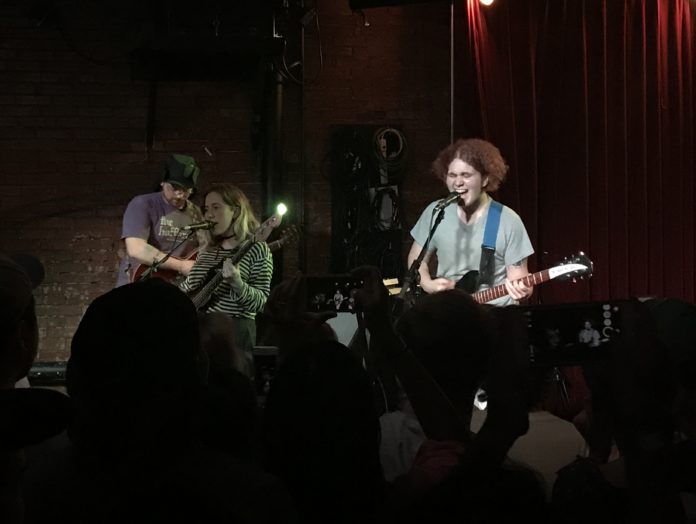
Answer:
[{"left": 410, "top": 198, "right": 534, "bottom": 305}]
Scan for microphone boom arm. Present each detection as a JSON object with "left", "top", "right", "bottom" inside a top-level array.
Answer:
[
  {"left": 395, "top": 206, "right": 447, "bottom": 314},
  {"left": 137, "top": 229, "right": 196, "bottom": 282}
]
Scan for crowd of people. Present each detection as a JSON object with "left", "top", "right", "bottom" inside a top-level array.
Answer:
[{"left": 1, "top": 142, "right": 694, "bottom": 523}]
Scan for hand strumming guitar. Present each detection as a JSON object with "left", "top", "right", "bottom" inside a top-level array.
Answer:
[{"left": 420, "top": 275, "right": 456, "bottom": 294}]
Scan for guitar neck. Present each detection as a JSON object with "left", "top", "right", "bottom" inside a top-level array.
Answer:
[
  {"left": 471, "top": 269, "right": 551, "bottom": 304},
  {"left": 192, "top": 271, "right": 225, "bottom": 309},
  {"left": 190, "top": 239, "right": 254, "bottom": 310},
  {"left": 267, "top": 239, "right": 284, "bottom": 252}
]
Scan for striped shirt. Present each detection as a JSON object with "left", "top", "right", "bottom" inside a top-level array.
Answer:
[{"left": 179, "top": 241, "right": 273, "bottom": 319}]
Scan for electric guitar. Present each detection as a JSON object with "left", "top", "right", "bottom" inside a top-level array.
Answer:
[
  {"left": 187, "top": 213, "right": 285, "bottom": 310},
  {"left": 268, "top": 224, "right": 300, "bottom": 253},
  {"left": 457, "top": 252, "right": 593, "bottom": 304},
  {"left": 129, "top": 250, "right": 198, "bottom": 285},
  {"left": 129, "top": 219, "right": 299, "bottom": 286}
]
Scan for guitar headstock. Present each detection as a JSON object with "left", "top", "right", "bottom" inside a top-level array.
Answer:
[
  {"left": 277, "top": 225, "right": 300, "bottom": 246},
  {"left": 554, "top": 251, "right": 594, "bottom": 281},
  {"left": 267, "top": 224, "right": 301, "bottom": 252},
  {"left": 254, "top": 212, "right": 283, "bottom": 243}
]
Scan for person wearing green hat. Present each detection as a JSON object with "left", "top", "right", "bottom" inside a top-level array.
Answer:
[{"left": 116, "top": 154, "right": 205, "bottom": 287}]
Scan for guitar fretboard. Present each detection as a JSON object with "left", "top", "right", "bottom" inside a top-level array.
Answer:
[
  {"left": 190, "top": 239, "right": 253, "bottom": 310},
  {"left": 471, "top": 269, "right": 551, "bottom": 304}
]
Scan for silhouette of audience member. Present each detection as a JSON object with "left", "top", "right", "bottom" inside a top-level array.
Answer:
[
  {"left": 391, "top": 289, "right": 494, "bottom": 492},
  {"left": 1, "top": 254, "right": 42, "bottom": 390},
  {"left": 0, "top": 254, "right": 70, "bottom": 524},
  {"left": 555, "top": 298, "right": 694, "bottom": 523},
  {"left": 259, "top": 272, "right": 338, "bottom": 356},
  {"left": 196, "top": 312, "right": 258, "bottom": 458},
  {"left": 349, "top": 268, "right": 547, "bottom": 522},
  {"left": 23, "top": 279, "right": 296, "bottom": 523},
  {"left": 643, "top": 298, "right": 696, "bottom": 443},
  {"left": 261, "top": 339, "right": 385, "bottom": 524},
  {"left": 471, "top": 365, "right": 588, "bottom": 501},
  {"left": 630, "top": 298, "right": 696, "bottom": 522}
]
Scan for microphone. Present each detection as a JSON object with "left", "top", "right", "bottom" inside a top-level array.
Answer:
[
  {"left": 182, "top": 220, "right": 216, "bottom": 231},
  {"left": 433, "top": 191, "right": 462, "bottom": 212}
]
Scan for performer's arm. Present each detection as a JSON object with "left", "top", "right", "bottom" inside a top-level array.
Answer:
[
  {"left": 222, "top": 243, "right": 272, "bottom": 313},
  {"left": 406, "top": 241, "right": 455, "bottom": 294},
  {"left": 503, "top": 258, "right": 533, "bottom": 301},
  {"left": 124, "top": 237, "right": 195, "bottom": 275}
]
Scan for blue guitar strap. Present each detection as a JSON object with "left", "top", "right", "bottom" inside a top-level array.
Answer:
[{"left": 478, "top": 199, "right": 503, "bottom": 288}]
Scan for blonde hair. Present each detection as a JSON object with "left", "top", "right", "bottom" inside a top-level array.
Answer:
[{"left": 203, "top": 183, "right": 260, "bottom": 246}]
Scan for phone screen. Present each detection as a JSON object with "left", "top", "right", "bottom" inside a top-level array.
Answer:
[
  {"left": 516, "top": 300, "right": 627, "bottom": 367},
  {"left": 306, "top": 275, "right": 364, "bottom": 313}
]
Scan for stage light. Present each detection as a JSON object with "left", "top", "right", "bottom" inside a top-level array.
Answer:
[
  {"left": 480, "top": 0, "right": 494, "bottom": 5},
  {"left": 276, "top": 203, "right": 288, "bottom": 216}
]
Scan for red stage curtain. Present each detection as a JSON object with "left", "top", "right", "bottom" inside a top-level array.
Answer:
[{"left": 459, "top": 0, "right": 695, "bottom": 304}]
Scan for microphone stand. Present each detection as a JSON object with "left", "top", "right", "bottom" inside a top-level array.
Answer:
[
  {"left": 137, "top": 230, "right": 196, "bottom": 282},
  {"left": 395, "top": 206, "right": 447, "bottom": 314}
]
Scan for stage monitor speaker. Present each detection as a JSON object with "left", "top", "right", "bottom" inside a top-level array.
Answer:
[{"left": 28, "top": 361, "right": 67, "bottom": 387}]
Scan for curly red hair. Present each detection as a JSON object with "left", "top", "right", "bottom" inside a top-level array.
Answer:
[{"left": 431, "top": 138, "right": 509, "bottom": 192}]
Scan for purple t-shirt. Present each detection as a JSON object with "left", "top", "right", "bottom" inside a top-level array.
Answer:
[{"left": 116, "top": 192, "right": 199, "bottom": 287}]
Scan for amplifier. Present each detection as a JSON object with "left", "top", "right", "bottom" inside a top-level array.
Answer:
[{"left": 28, "top": 361, "right": 67, "bottom": 387}]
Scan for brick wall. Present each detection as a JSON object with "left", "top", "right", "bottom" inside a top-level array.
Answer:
[
  {"left": 298, "top": 2, "right": 452, "bottom": 272},
  {"left": 0, "top": 1, "right": 453, "bottom": 361}
]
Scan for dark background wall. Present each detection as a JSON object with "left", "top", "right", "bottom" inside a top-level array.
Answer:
[{"left": 0, "top": 1, "right": 453, "bottom": 361}]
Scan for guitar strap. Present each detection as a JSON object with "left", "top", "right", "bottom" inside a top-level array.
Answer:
[{"left": 478, "top": 199, "right": 503, "bottom": 289}]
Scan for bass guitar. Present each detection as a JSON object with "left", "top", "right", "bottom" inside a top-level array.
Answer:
[
  {"left": 457, "top": 252, "right": 593, "bottom": 304},
  {"left": 128, "top": 222, "right": 299, "bottom": 286},
  {"left": 188, "top": 213, "right": 284, "bottom": 310}
]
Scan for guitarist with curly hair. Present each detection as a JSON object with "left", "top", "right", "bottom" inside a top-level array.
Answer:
[{"left": 407, "top": 138, "right": 534, "bottom": 306}]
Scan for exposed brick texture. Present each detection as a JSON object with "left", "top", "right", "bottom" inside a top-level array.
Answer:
[{"left": 0, "top": 1, "right": 452, "bottom": 360}]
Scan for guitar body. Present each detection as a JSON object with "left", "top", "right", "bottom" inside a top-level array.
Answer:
[
  {"left": 187, "top": 213, "right": 290, "bottom": 311},
  {"left": 455, "top": 270, "right": 480, "bottom": 294},
  {"left": 404, "top": 252, "right": 593, "bottom": 306},
  {"left": 129, "top": 251, "right": 198, "bottom": 285}
]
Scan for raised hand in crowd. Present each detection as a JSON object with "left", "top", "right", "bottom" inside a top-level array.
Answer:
[
  {"left": 350, "top": 265, "right": 469, "bottom": 442},
  {"left": 583, "top": 299, "right": 691, "bottom": 523},
  {"left": 462, "top": 305, "right": 531, "bottom": 472},
  {"left": 260, "top": 272, "right": 338, "bottom": 355}
]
